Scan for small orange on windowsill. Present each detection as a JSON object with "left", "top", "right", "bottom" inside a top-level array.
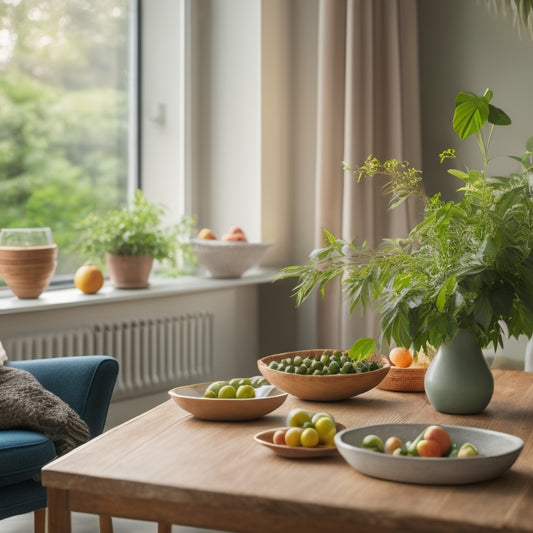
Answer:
[{"left": 74, "top": 264, "right": 104, "bottom": 294}]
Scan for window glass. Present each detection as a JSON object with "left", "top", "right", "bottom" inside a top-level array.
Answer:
[{"left": 0, "top": 0, "right": 134, "bottom": 277}]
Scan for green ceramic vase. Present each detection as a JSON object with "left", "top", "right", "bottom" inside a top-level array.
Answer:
[{"left": 424, "top": 329, "right": 494, "bottom": 414}]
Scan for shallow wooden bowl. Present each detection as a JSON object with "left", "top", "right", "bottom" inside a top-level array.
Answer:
[
  {"left": 377, "top": 365, "right": 427, "bottom": 392},
  {"left": 168, "top": 382, "right": 288, "bottom": 421},
  {"left": 257, "top": 349, "right": 390, "bottom": 402},
  {"left": 254, "top": 422, "right": 346, "bottom": 458}
]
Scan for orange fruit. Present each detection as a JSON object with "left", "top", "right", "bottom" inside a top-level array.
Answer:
[
  {"left": 416, "top": 439, "right": 441, "bottom": 457},
  {"left": 74, "top": 264, "right": 104, "bottom": 294},
  {"left": 389, "top": 347, "right": 413, "bottom": 368},
  {"left": 197, "top": 228, "right": 217, "bottom": 240},
  {"left": 423, "top": 425, "right": 451, "bottom": 455},
  {"left": 384, "top": 436, "right": 403, "bottom": 455}
]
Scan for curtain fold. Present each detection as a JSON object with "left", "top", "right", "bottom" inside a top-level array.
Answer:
[{"left": 314, "top": 0, "right": 422, "bottom": 349}]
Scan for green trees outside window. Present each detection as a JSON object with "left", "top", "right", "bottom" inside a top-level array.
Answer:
[{"left": 0, "top": 0, "right": 133, "bottom": 277}]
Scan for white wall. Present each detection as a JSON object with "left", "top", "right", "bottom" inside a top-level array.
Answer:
[
  {"left": 190, "top": 0, "right": 262, "bottom": 242},
  {"left": 417, "top": 0, "right": 533, "bottom": 200},
  {"left": 417, "top": 0, "right": 533, "bottom": 367},
  {"left": 275, "top": 1, "right": 533, "bottom": 363}
]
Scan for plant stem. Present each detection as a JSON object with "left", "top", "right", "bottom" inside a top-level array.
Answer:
[
  {"left": 476, "top": 124, "right": 495, "bottom": 178},
  {"left": 476, "top": 131, "right": 488, "bottom": 177}
]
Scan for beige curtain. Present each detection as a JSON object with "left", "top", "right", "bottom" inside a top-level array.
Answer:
[{"left": 314, "top": 0, "right": 422, "bottom": 349}]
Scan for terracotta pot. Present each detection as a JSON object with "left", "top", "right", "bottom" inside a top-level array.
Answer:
[
  {"left": 0, "top": 244, "right": 57, "bottom": 299},
  {"left": 105, "top": 253, "right": 153, "bottom": 289}
]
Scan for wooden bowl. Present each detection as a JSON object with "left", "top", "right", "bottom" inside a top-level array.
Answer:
[
  {"left": 377, "top": 365, "right": 427, "bottom": 392},
  {"left": 168, "top": 382, "right": 288, "bottom": 421},
  {"left": 254, "top": 422, "right": 346, "bottom": 458},
  {"left": 257, "top": 349, "right": 390, "bottom": 402}
]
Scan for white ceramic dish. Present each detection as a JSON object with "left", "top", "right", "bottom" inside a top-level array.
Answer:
[
  {"left": 191, "top": 239, "right": 274, "bottom": 278},
  {"left": 168, "top": 382, "right": 287, "bottom": 421},
  {"left": 335, "top": 423, "right": 524, "bottom": 485}
]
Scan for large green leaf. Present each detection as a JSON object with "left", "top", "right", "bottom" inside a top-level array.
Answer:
[
  {"left": 348, "top": 337, "right": 376, "bottom": 361},
  {"left": 488, "top": 104, "right": 511, "bottom": 126},
  {"left": 453, "top": 91, "right": 489, "bottom": 140}
]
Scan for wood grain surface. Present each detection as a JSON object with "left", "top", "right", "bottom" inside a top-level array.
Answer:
[{"left": 42, "top": 369, "right": 533, "bottom": 533}]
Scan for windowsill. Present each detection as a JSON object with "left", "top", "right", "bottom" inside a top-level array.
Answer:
[{"left": 0, "top": 267, "right": 281, "bottom": 315}]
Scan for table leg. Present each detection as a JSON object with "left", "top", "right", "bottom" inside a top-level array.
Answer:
[
  {"left": 158, "top": 523, "right": 172, "bottom": 533},
  {"left": 99, "top": 515, "right": 114, "bottom": 533},
  {"left": 34, "top": 508, "right": 46, "bottom": 533},
  {"left": 47, "top": 488, "right": 71, "bottom": 533}
]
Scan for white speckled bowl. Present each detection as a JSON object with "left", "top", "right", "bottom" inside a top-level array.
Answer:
[
  {"left": 335, "top": 423, "right": 524, "bottom": 485},
  {"left": 191, "top": 239, "right": 274, "bottom": 278}
]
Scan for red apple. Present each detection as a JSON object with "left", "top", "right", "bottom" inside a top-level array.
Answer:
[
  {"left": 221, "top": 232, "right": 247, "bottom": 242},
  {"left": 229, "top": 226, "right": 245, "bottom": 235}
]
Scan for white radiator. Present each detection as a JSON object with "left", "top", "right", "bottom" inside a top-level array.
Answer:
[{"left": 4, "top": 313, "right": 214, "bottom": 399}]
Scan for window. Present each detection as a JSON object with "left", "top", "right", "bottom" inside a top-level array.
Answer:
[{"left": 0, "top": 0, "right": 136, "bottom": 278}]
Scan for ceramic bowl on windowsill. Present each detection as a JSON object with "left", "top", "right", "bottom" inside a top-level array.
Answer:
[{"left": 191, "top": 239, "right": 274, "bottom": 279}]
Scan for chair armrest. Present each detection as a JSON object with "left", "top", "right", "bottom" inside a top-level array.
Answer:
[{"left": 5, "top": 356, "right": 119, "bottom": 437}]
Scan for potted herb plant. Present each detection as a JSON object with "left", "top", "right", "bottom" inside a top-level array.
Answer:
[
  {"left": 279, "top": 89, "right": 533, "bottom": 414},
  {"left": 79, "top": 190, "right": 197, "bottom": 288}
]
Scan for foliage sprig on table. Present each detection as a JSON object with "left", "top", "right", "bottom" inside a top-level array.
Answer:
[{"left": 279, "top": 89, "right": 533, "bottom": 357}]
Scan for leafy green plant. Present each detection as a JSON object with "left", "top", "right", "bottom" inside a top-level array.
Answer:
[
  {"left": 78, "top": 190, "right": 197, "bottom": 272},
  {"left": 279, "top": 89, "right": 533, "bottom": 356},
  {"left": 484, "top": 0, "right": 533, "bottom": 39}
]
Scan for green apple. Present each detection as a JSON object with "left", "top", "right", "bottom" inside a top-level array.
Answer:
[
  {"left": 205, "top": 381, "right": 229, "bottom": 396},
  {"left": 311, "top": 412, "right": 334, "bottom": 425},
  {"left": 218, "top": 385, "right": 237, "bottom": 398},
  {"left": 286, "top": 408, "right": 312, "bottom": 427},
  {"left": 301, "top": 427, "right": 320, "bottom": 447},
  {"left": 314, "top": 416, "right": 336, "bottom": 444},
  {"left": 361, "top": 434, "right": 384, "bottom": 452},
  {"left": 236, "top": 384, "right": 255, "bottom": 398},
  {"left": 457, "top": 442, "right": 479, "bottom": 458}
]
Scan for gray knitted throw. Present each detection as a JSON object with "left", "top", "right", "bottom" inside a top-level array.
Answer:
[{"left": 0, "top": 366, "right": 90, "bottom": 456}]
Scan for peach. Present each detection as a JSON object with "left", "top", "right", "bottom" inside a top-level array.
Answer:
[
  {"left": 197, "top": 228, "right": 216, "bottom": 240},
  {"left": 416, "top": 439, "right": 441, "bottom": 457},
  {"left": 284, "top": 427, "right": 304, "bottom": 447},
  {"left": 221, "top": 232, "right": 247, "bottom": 242},
  {"left": 228, "top": 226, "right": 245, "bottom": 235},
  {"left": 423, "top": 425, "right": 451, "bottom": 456},
  {"left": 273, "top": 429, "right": 286, "bottom": 445},
  {"left": 384, "top": 436, "right": 403, "bottom": 455}
]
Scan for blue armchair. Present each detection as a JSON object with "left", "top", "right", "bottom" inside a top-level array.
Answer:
[{"left": 0, "top": 355, "right": 119, "bottom": 532}]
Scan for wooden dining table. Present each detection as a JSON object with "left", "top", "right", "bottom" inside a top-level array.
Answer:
[{"left": 42, "top": 369, "right": 533, "bottom": 533}]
